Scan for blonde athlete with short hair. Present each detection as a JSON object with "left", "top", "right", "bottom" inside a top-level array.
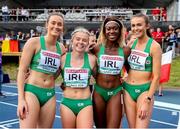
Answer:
[
  {"left": 17, "top": 12, "right": 66, "bottom": 128},
  {"left": 123, "top": 13, "right": 162, "bottom": 128},
  {"left": 60, "top": 27, "right": 97, "bottom": 128}
]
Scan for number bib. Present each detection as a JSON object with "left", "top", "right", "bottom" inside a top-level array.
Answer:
[
  {"left": 37, "top": 50, "right": 60, "bottom": 73},
  {"left": 128, "top": 49, "right": 148, "bottom": 70},
  {"left": 64, "top": 68, "right": 89, "bottom": 88},
  {"left": 99, "top": 55, "right": 124, "bottom": 75}
]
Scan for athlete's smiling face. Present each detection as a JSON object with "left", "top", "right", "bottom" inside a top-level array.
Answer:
[
  {"left": 46, "top": 15, "right": 64, "bottom": 37},
  {"left": 131, "top": 17, "right": 149, "bottom": 38},
  {"left": 104, "top": 21, "right": 120, "bottom": 42},
  {"left": 72, "top": 31, "right": 89, "bottom": 53}
]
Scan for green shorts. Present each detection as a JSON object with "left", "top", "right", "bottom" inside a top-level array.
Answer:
[
  {"left": 61, "top": 97, "right": 92, "bottom": 116},
  {"left": 24, "top": 83, "right": 55, "bottom": 107},
  {"left": 94, "top": 83, "right": 123, "bottom": 102},
  {"left": 123, "top": 82, "right": 150, "bottom": 102}
]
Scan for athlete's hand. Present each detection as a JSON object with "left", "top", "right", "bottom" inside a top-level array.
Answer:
[
  {"left": 138, "top": 100, "right": 150, "bottom": 120},
  {"left": 86, "top": 42, "right": 96, "bottom": 52},
  {"left": 17, "top": 99, "right": 29, "bottom": 120},
  {"left": 119, "top": 77, "right": 124, "bottom": 84},
  {"left": 25, "top": 72, "right": 30, "bottom": 80},
  {"left": 25, "top": 68, "right": 30, "bottom": 80},
  {"left": 60, "top": 82, "right": 65, "bottom": 91}
]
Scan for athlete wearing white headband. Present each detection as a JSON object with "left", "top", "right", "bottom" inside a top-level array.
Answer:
[{"left": 105, "top": 20, "right": 121, "bottom": 28}]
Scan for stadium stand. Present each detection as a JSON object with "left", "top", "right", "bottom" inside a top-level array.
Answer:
[{"left": 0, "top": 0, "right": 179, "bottom": 59}]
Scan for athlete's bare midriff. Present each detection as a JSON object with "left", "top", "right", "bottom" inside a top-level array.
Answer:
[
  {"left": 126, "top": 70, "right": 152, "bottom": 85},
  {"left": 96, "top": 73, "right": 122, "bottom": 89},
  {"left": 26, "top": 69, "right": 55, "bottom": 88},
  {"left": 63, "top": 87, "right": 91, "bottom": 99},
  {"left": 95, "top": 45, "right": 123, "bottom": 89}
]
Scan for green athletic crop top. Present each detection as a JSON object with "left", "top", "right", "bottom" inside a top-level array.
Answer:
[
  {"left": 62, "top": 52, "right": 92, "bottom": 88},
  {"left": 97, "top": 44, "right": 124, "bottom": 75},
  {"left": 128, "top": 38, "right": 153, "bottom": 72},
  {"left": 30, "top": 36, "right": 62, "bottom": 75}
]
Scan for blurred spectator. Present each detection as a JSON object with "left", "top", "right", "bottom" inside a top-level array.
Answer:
[
  {"left": 150, "top": 27, "right": 157, "bottom": 40},
  {"left": 17, "top": 31, "right": 25, "bottom": 40},
  {"left": 160, "top": 7, "right": 167, "bottom": 21},
  {"left": 95, "top": 28, "right": 100, "bottom": 39},
  {"left": 16, "top": 7, "right": 20, "bottom": 21},
  {"left": 0, "top": 35, "right": 4, "bottom": 41},
  {"left": 155, "top": 27, "right": 164, "bottom": 49},
  {"left": 1, "top": 4, "right": 9, "bottom": 22},
  {"left": 163, "top": 32, "right": 169, "bottom": 52},
  {"left": 21, "top": 7, "right": 29, "bottom": 21},
  {"left": 0, "top": 41, "right": 3, "bottom": 96},
  {"left": 151, "top": 7, "right": 160, "bottom": 21},
  {"left": 10, "top": 8, "right": 16, "bottom": 21},
  {"left": 176, "top": 29, "right": 180, "bottom": 56},
  {"left": 5, "top": 33, "right": 11, "bottom": 40},
  {"left": 10, "top": 31, "right": 17, "bottom": 40},
  {"left": 168, "top": 25, "right": 174, "bottom": 30},
  {"left": 30, "top": 29, "right": 35, "bottom": 37},
  {"left": 24, "top": 33, "right": 31, "bottom": 40},
  {"left": 166, "top": 28, "right": 177, "bottom": 58}
]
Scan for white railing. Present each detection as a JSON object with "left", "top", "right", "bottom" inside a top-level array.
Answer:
[{"left": 0, "top": 8, "right": 176, "bottom": 22}]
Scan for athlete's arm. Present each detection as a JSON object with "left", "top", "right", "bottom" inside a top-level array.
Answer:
[
  {"left": 89, "top": 54, "right": 97, "bottom": 78},
  {"left": 17, "top": 37, "right": 38, "bottom": 119},
  {"left": 148, "top": 41, "right": 162, "bottom": 98},
  {"left": 88, "top": 44, "right": 100, "bottom": 56},
  {"left": 139, "top": 41, "right": 162, "bottom": 120},
  {"left": 54, "top": 43, "right": 66, "bottom": 80},
  {"left": 123, "top": 45, "right": 131, "bottom": 73},
  {"left": 59, "top": 53, "right": 67, "bottom": 90},
  {"left": 60, "top": 43, "right": 67, "bottom": 54}
]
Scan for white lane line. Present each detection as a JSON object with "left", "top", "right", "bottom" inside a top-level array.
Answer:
[
  {"left": 2, "top": 121, "right": 19, "bottom": 126},
  {"left": 0, "top": 119, "right": 19, "bottom": 124},
  {"left": 1, "top": 90, "right": 179, "bottom": 110},
  {"left": 0, "top": 100, "right": 178, "bottom": 127},
  {"left": 151, "top": 119, "right": 177, "bottom": 127},
  {"left": 0, "top": 99, "right": 62, "bottom": 107},
  {"left": 177, "top": 112, "right": 180, "bottom": 129},
  {"left": 154, "top": 106, "right": 179, "bottom": 112},
  {"left": 0, "top": 125, "right": 9, "bottom": 129},
  {"left": 55, "top": 115, "right": 61, "bottom": 118},
  {"left": 56, "top": 100, "right": 61, "bottom": 103},
  {"left": 154, "top": 101, "right": 180, "bottom": 110},
  {"left": 2, "top": 85, "right": 17, "bottom": 88},
  {"left": 2, "top": 91, "right": 18, "bottom": 96},
  {"left": 2, "top": 116, "right": 61, "bottom": 127},
  {"left": 0, "top": 101, "right": 17, "bottom": 107},
  {"left": 55, "top": 92, "right": 63, "bottom": 95}
]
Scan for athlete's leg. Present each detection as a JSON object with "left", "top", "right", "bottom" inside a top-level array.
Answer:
[
  {"left": 106, "top": 91, "right": 122, "bottom": 128},
  {"left": 76, "top": 105, "right": 93, "bottom": 128},
  {"left": 37, "top": 96, "right": 56, "bottom": 128},
  {"left": 93, "top": 90, "right": 106, "bottom": 128},
  {"left": 123, "top": 90, "right": 136, "bottom": 128},
  {"left": 136, "top": 91, "right": 154, "bottom": 128},
  {"left": 19, "top": 92, "right": 40, "bottom": 128},
  {"left": 60, "top": 104, "right": 76, "bottom": 128},
  {"left": 119, "top": 93, "right": 125, "bottom": 128}
]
